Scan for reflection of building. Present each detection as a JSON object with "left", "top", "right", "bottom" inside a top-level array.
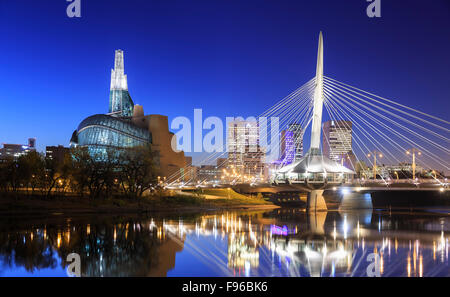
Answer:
[
  {"left": 70, "top": 50, "right": 186, "bottom": 179},
  {"left": 0, "top": 138, "right": 36, "bottom": 160},
  {"left": 322, "top": 120, "right": 352, "bottom": 161},
  {"left": 46, "top": 145, "right": 70, "bottom": 165},
  {"left": 3, "top": 210, "right": 448, "bottom": 277},
  {"left": 148, "top": 235, "right": 185, "bottom": 277},
  {"left": 227, "top": 235, "right": 259, "bottom": 270},
  {"left": 227, "top": 120, "right": 265, "bottom": 181}
]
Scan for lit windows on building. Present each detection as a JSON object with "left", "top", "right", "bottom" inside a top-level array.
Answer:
[
  {"left": 322, "top": 120, "right": 352, "bottom": 161},
  {"left": 227, "top": 120, "right": 265, "bottom": 180},
  {"left": 287, "top": 123, "right": 303, "bottom": 160},
  {"left": 0, "top": 138, "right": 36, "bottom": 160}
]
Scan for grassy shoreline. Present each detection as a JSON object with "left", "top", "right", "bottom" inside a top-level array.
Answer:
[{"left": 0, "top": 189, "right": 279, "bottom": 216}]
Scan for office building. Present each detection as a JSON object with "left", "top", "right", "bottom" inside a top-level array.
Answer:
[
  {"left": 227, "top": 120, "right": 265, "bottom": 181},
  {"left": 0, "top": 138, "right": 36, "bottom": 160},
  {"left": 287, "top": 123, "right": 303, "bottom": 160},
  {"left": 46, "top": 145, "right": 70, "bottom": 165},
  {"left": 322, "top": 120, "right": 352, "bottom": 161}
]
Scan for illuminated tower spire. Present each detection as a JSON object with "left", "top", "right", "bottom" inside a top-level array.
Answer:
[
  {"left": 109, "top": 50, "right": 134, "bottom": 117},
  {"left": 309, "top": 32, "right": 324, "bottom": 154},
  {"left": 110, "top": 49, "right": 128, "bottom": 91}
]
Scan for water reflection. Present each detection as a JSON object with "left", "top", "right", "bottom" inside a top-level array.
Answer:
[{"left": 0, "top": 209, "right": 448, "bottom": 277}]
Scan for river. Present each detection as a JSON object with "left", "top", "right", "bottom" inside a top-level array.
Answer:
[{"left": 0, "top": 208, "right": 448, "bottom": 277}]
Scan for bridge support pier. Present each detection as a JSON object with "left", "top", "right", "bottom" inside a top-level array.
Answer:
[
  {"left": 307, "top": 190, "right": 328, "bottom": 212},
  {"left": 308, "top": 211, "right": 327, "bottom": 234}
]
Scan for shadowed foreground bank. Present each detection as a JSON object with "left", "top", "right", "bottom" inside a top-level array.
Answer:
[{"left": 0, "top": 189, "right": 278, "bottom": 216}]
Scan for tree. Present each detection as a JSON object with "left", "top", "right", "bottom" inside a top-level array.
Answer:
[
  {"left": 17, "top": 151, "right": 45, "bottom": 195},
  {"left": 70, "top": 147, "right": 120, "bottom": 199},
  {"left": 118, "top": 145, "right": 159, "bottom": 198},
  {"left": 39, "top": 151, "right": 72, "bottom": 198},
  {"left": 0, "top": 157, "right": 20, "bottom": 194}
]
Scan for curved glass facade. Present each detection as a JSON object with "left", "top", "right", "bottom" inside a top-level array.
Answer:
[
  {"left": 72, "top": 50, "right": 153, "bottom": 160},
  {"left": 76, "top": 114, "right": 151, "bottom": 158}
]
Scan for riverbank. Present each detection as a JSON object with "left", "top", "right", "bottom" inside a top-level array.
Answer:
[{"left": 0, "top": 189, "right": 279, "bottom": 216}]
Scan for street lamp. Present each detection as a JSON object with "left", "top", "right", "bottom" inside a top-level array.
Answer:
[
  {"left": 367, "top": 150, "right": 383, "bottom": 180},
  {"left": 406, "top": 148, "right": 421, "bottom": 180}
]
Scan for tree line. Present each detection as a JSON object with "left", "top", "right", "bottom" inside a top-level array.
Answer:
[{"left": 0, "top": 145, "right": 159, "bottom": 199}]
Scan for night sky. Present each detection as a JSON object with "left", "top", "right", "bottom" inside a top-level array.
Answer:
[{"left": 0, "top": 0, "right": 449, "bottom": 164}]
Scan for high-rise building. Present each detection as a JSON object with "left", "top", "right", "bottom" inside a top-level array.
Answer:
[
  {"left": 287, "top": 124, "right": 303, "bottom": 160},
  {"left": 322, "top": 120, "right": 352, "bottom": 161},
  {"left": 227, "top": 120, "right": 265, "bottom": 181},
  {"left": 71, "top": 50, "right": 186, "bottom": 180},
  {"left": 279, "top": 130, "right": 295, "bottom": 165},
  {"left": 277, "top": 124, "right": 303, "bottom": 166}
]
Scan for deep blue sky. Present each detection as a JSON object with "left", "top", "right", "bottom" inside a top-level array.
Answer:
[{"left": 0, "top": 0, "right": 449, "bottom": 161}]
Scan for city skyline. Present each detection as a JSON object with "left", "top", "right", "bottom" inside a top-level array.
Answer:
[
  {"left": 0, "top": 1, "right": 449, "bottom": 163},
  {"left": 0, "top": 1, "right": 448, "bottom": 280}
]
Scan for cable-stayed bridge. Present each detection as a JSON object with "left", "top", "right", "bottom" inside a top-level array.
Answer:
[{"left": 163, "top": 32, "right": 449, "bottom": 211}]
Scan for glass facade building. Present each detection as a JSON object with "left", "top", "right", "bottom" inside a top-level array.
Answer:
[
  {"left": 71, "top": 50, "right": 152, "bottom": 159},
  {"left": 109, "top": 89, "right": 134, "bottom": 117},
  {"left": 76, "top": 114, "right": 151, "bottom": 157}
]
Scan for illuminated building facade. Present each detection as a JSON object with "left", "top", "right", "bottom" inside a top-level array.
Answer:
[
  {"left": 287, "top": 123, "right": 303, "bottom": 160},
  {"left": 0, "top": 138, "right": 36, "bottom": 160},
  {"left": 322, "top": 120, "right": 353, "bottom": 161},
  {"left": 197, "top": 165, "right": 219, "bottom": 182},
  {"left": 279, "top": 130, "right": 295, "bottom": 165},
  {"left": 71, "top": 50, "right": 186, "bottom": 179},
  {"left": 227, "top": 120, "right": 265, "bottom": 181}
]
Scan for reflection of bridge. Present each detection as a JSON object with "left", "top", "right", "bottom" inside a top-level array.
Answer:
[
  {"left": 4, "top": 209, "right": 446, "bottom": 277},
  {"left": 156, "top": 210, "right": 449, "bottom": 277}
]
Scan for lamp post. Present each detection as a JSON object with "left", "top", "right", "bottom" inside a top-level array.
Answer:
[
  {"left": 367, "top": 150, "right": 383, "bottom": 180},
  {"left": 406, "top": 148, "right": 421, "bottom": 180}
]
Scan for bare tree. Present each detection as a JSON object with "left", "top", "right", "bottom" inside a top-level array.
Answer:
[{"left": 118, "top": 145, "right": 159, "bottom": 199}]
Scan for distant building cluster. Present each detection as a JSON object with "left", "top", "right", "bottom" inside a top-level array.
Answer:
[{"left": 0, "top": 138, "right": 36, "bottom": 161}]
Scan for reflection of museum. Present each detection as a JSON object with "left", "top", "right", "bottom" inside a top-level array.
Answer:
[
  {"left": 0, "top": 210, "right": 447, "bottom": 277},
  {"left": 70, "top": 50, "right": 186, "bottom": 178}
]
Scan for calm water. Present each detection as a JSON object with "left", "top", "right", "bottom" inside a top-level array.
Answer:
[{"left": 0, "top": 208, "right": 448, "bottom": 277}]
